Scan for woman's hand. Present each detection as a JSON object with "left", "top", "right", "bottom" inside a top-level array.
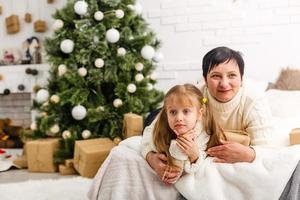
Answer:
[
  {"left": 206, "top": 140, "right": 256, "bottom": 163},
  {"left": 146, "top": 151, "right": 181, "bottom": 184},
  {"left": 176, "top": 130, "right": 199, "bottom": 163}
]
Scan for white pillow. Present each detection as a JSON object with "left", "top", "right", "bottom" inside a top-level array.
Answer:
[
  {"left": 243, "top": 78, "right": 269, "bottom": 93},
  {"left": 266, "top": 89, "right": 300, "bottom": 118}
]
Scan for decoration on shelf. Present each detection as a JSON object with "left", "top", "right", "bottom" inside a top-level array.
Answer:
[
  {"left": 34, "top": 20, "right": 47, "bottom": 32},
  {"left": 60, "top": 39, "right": 74, "bottom": 54},
  {"left": 18, "top": 84, "right": 25, "bottom": 91},
  {"left": 127, "top": 83, "right": 137, "bottom": 93},
  {"left": 82, "top": 130, "right": 91, "bottom": 139},
  {"left": 3, "top": 89, "right": 11, "bottom": 95},
  {"left": 135, "top": 62, "right": 144, "bottom": 71},
  {"left": 0, "top": 74, "right": 3, "bottom": 81},
  {"left": 113, "top": 98, "right": 123, "bottom": 108},
  {"left": 1, "top": 48, "right": 22, "bottom": 65},
  {"left": 22, "top": 37, "right": 42, "bottom": 64},
  {"left": 94, "top": 58, "right": 104, "bottom": 68},
  {"left": 106, "top": 28, "right": 120, "bottom": 43},
  {"left": 71, "top": 105, "right": 87, "bottom": 120},
  {"left": 0, "top": 5, "right": 2, "bottom": 15},
  {"left": 5, "top": 15, "right": 20, "bottom": 34},
  {"left": 25, "top": 0, "right": 32, "bottom": 23},
  {"left": 141, "top": 45, "right": 155, "bottom": 60},
  {"left": 74, "top": 1, "right": 88, "bottom": 15},
  {"left": 52, "top": 19, "right": 64, "bottom": 31},
  {"left": 36, "top": 89, "right": 49, "bottom": 103},
  {"left": 47, "top": 0, "right": 55, "bottom": 4},
  {"left": 94, "top": 11, "right": 104, "bottom": 21},
  {"left": 113, "top": 137, "right": 122, "bottom": 145},
  {"left": 62, "top": 130, "right": 72, "bottom": 139},
  {"left": 25, "top": 68, "right": 38, "bottom": 76}
]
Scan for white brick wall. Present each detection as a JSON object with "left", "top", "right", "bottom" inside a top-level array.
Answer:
[{"left": 142, "top": 0, "right": 300, "bottom": 92}]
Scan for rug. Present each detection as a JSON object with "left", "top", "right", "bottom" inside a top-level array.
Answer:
[{"left": 0, "top": 177, "right": 92, "bottom": 200}]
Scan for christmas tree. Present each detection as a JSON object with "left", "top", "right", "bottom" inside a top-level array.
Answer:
[{"left": 29, "top": 0, "right": 164, "bottom": 162}]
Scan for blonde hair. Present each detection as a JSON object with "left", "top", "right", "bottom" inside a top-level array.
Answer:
[{"left": 153, "top": 84, "right": 224, "bottom": 166}]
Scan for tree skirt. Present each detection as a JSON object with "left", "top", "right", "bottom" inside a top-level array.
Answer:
[{"left": 0, "top": 177, "right": 92, "bottom": 200}]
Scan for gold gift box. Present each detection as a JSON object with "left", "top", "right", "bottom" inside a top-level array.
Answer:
[
  {"left": 74, "top": 138, "right": 115, "bottom": 178},
  {"left": 123, "top": 113, "right": 143, "bottom": 138},
  {"left": 26, "top": 138, "right": 60, "bottom": 172},
  {"left": 290, "top": 128, "right": 300, "bottom": 145},
  {"left": 5, "top": 15, "right": 20, "bottom": 34},
  {"left": 34, "top": 20, "right": 47, "bottom": 32}
]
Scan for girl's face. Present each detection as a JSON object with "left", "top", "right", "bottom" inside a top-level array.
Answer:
[
  {"left": 205, "top": 59, "right": 242, "bottom": 103},
  {"left": 166, "top": 96, "right": 201, "bottom": 135}
]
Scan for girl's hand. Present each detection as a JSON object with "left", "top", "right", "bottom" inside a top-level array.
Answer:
[
  {"left": 146, "top": 152, "right": 181, "bottom": 184},
  {"left": 206, "top": 140, "right": 256, "bottom": 163},
  {"left": 176, "top": 130, "right": 199, "bottom": 163}
]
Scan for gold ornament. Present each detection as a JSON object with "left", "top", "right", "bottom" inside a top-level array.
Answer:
[{"left": 113, "top": 137, "right": 122, "bottom": 145}]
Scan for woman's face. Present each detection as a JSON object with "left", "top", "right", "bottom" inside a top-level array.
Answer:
[{"left": 205, "top": 59, "right": 242, "bottom": 103}]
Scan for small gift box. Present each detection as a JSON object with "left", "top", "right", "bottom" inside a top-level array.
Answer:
[
  {"left": 74, "top": 138, "right": 115, "bottom": 178},
  {"left": 290, "top": 128, "right": 300, "bottom": 145},
  {"left": 25, "top": 13, "right": 32, "bottom": 23},
  {"left": 123, "top": 113, "right": 143, "bottom": 138},
  {"left": 47, "top": 0, "right": 55, "bottom": 3},
  {"left": 5, "top": 15, "right": 20, "bottom": 34},
  {"left": 34, "top": 20, "right": 47, "bottom": 32},
  {"left": 26, "top": 138, "right": 60, "bottom": 172}
]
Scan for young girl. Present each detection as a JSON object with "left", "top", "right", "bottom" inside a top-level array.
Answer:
[{"left": 149, "top": 83, "right": 224, "bottom": 183}]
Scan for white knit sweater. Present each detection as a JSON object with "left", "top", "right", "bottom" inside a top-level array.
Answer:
[{"left": 141, "top": 84, "right": 274, "bottom": 159}]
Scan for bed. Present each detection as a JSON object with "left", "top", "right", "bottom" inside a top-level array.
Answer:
[{"left": 88, "top": 71, "right": 300, "bottom": 200}]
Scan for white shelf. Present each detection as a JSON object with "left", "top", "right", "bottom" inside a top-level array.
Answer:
[{"left": 0, "top": 64, "right": 50, "bottom": 94}]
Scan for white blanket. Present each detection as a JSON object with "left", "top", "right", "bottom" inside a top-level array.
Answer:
[{"left": 88, "top": 136, "right": 300, "bottom": 200}]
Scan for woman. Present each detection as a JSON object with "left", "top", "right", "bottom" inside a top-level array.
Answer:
[{"left": 141, "top": 46, "right": 274, "bottom": 184}]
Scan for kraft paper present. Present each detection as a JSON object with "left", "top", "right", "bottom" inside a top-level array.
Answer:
[
  {"left": 290, "top": 128, "right": 300, "bottom": 145},
  {"left": 26, "top": 138, "right": 60, "bottom": 172},
  {"left": 224, "top": 130, "right": 251, "bottom": 146},
  {"left": 25, "top": 13, "right": 32, "bottom": 23},
  {"left": 13, "top": 155, "right": 27, "bottom": 168},
  {"left": 123, "top": 113, "right": 143, "bottom": 138},
  {"left": 74, "top": 138, "right": 115, "bottom": 178},
  {"left": 65, "top": 159, "right": 74, "bottom": 168},
  {"left": 5, "top": 15, "right": 20, "bottom": 34},
  {"left": 59, "top": 164, "right": 77, "bottom": 175},
  {"left": 34, "top": 20, "right": 47, "bottom": 32}
]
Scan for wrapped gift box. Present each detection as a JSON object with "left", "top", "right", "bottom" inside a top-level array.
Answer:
[
  {"left": 290, "top": 128, "right": 300, "bottom": 145},
  {"left": 123, "top": 113, "right": 143, "bottom": 138},
  {"left": 34, "top": 20, "right": 47, "bottom": 32},
  {"left": 5, "top": 15, "right": 20, "bottom": 34},
  {"left": 26, "top": 138, "right": 60, "bottom": 172},
  {"left": 74, "top": 138, "right": 115, "bottom": 178},
  {"left": 25, "top": 13, "right": 32, "bottom": 23},
  {"left": 59, "top": 164, "right": 77, "bottom": 175}
]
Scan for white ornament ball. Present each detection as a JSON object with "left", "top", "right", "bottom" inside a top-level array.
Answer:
[
  {"left": 115, "top": 9, "right": 124, "bottom": 19},
  {"left": 134, "top": 3, "right": 143, "bottom": 15},
  {"left": 78, "top": 67, "right": 87, "bottom": 77},
  {"left": 106, "top": 28, "right": 120, "bottom": 43},
  {"left": 94, "top": 11, "right": 104, "bottom": 21},
  {"left": 50, "top": 95, "right": 60, "bottom": 104},
  {"left": 74, "top": 0, "right": 88, "bottom": 15},
  {"left": 72, "top": 105, "right": 87, "bottom": 120},
  {"left": 150, "top": 73, "right": 158, "bottom": 80},
  {"left": 153, "top": 51, "right": 164, "bottom": 62},
  {"left": 117, "top": 47, "right": 126, "bottom": 56},
  {"left": 60, "top": 39, "right": 74, "bottom": 54},
  {"left": 42, "top": 101, "right": 49, "bottom": 107},
  {"left": 113, "top": 98, "right": 123, "bottom": 108},
  {"left": 30, "top": 122, "right": 37, "bottom": 131},
  {"left": 147, "top": 83, "right": 153, "bottom": 90},
  {"left": 52, "top": 19, "right": 64, "bottom": 31},
  {"left": 50, "top": 124, "right": 60, "bottom": 134},
  {"left": 36, "top": 89, "right": 49, "bottom": 103},
  {"left": 82, "top": 130, "right": 91, "bottom": 139},
  {"left": 141, "top": 45, "right": 155, "bottom": 60},
  {"left": 58, "top": 64, "right": 67, "bottom": 76},
  {"left": 62, "top": 130, "right": 72, "bottom": 139},
  {"left": 94, "top": 58, "right": 104, "bottom": 68},
  {"left": 135, "top": 62, "right": 144, "bottom": 71},
  {"left": 127, "top": 83, "right": 137, "bottom": 93},
  {"left": 135, "top": 73, "right": 144, "bottom": 82}
]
